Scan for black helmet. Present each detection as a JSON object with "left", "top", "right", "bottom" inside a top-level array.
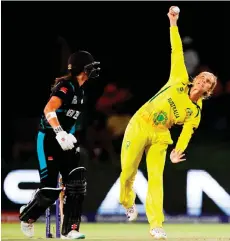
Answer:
[{"left": 68, "top": 50, "right": 100, "bottom": 78}]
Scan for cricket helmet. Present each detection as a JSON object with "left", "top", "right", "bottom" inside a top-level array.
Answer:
[{"left": 68, "top": 50, "right": 100, "bottom": 78}]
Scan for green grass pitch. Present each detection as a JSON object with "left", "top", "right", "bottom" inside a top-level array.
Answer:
[{"left": 1, "top": 223, "right": 230, "bottom": 240}]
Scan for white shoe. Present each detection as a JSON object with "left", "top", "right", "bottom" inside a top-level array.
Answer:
[
  {"left": 20, "top": 205, "right": 34, "bottom": 238},
  {"left": 126, "top": 205, "right": 138, "bottom": 221},
  {"left": 61, "top": 230, "right": 85, "bottom": 239},
  {"left": 150, "top": 227, "right": 167, "bottom": 240}
]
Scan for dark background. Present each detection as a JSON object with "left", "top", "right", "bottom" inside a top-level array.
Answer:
[
  {"left": 1, "top": 2, "right": 230, "bottom": 217},
  {"left": 2, "top": 2, "right": 229, "bottom": 115}
]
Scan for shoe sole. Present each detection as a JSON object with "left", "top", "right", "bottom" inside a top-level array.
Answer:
[
  {"left": 128, "top": 213, "right": 138, "bottom": 222},
  {"left": 20, "top": 222, "right": 34, "bottom": 238},
  {"left": 61, "top": 235, "right": 85, "bottom": 239},
  {"left": 149, "top": 232, "right": 167, "bottom": 240}
]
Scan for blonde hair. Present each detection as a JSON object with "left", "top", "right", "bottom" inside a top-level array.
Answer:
[{"left": 193, "top": 71, "right": 217, "bottom": 99}]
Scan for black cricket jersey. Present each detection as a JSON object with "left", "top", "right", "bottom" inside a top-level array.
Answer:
[{"left": 39, "top": 79, "right": 86, "bottom": 134}]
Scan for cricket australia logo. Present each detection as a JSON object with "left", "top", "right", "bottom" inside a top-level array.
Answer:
[
  {"left": 153, "top": 111, "right": 168, "bottom": 125},
  {"left": 186, "top": 108, "right": 193, "bottom": 118},
  {"left": 177, "top": 87, "right": 184, "bottom": 93}
]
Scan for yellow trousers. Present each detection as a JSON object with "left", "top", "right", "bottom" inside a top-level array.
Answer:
[{"left": 119, "top": 116, "right": 171, "bottom": 229}]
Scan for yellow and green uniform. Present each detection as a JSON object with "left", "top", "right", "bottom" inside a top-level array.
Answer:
[{"left": 119, "top": 26, "right": 202, "bottom": 229}]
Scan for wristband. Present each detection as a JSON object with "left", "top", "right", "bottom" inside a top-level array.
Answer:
[
  {"left": 54, "top": 126, "right": 64, "bottom": 134},
  {"left": 46, "top": 111, "right": 57, "bottom": 121}
]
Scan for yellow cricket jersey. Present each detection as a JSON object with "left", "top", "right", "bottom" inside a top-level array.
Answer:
[{"left": 134, "top": 26, "right": 202, "bottom": 152}]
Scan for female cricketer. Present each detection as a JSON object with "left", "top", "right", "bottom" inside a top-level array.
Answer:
[
  {"left": 119, "top": 6, "right": 217, "bottom": 239},
  {"left": 19, "top": 50, "right": 100, "bottom": 239}
]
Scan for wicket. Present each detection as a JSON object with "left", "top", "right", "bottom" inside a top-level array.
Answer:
[{"left": 46, "top": 175, "right": 63, "bottom": 238}]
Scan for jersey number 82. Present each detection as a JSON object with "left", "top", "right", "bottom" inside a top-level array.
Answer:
[{"left": 66, "top": 109, "right": 80, "bottom": 120}]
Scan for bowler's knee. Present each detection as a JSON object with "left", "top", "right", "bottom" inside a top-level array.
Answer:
[{"left": 120, "top": 169, "right": 136, "bottom": 185}]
